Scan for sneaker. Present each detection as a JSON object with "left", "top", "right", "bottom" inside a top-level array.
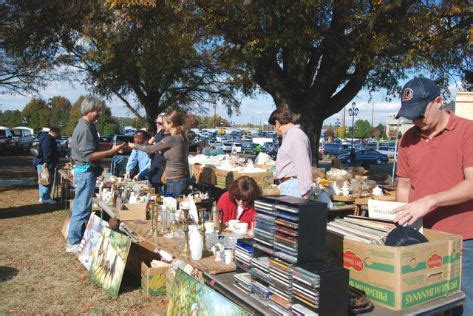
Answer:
[
  {"left": 41, "top": 199, "right": 56, "bottom": 205},
  {"left": 38, "top": 198, "right": 42, "bottom": 203},
  {"left": 66, "top": 243, "right": 81, "bottom": 254}
]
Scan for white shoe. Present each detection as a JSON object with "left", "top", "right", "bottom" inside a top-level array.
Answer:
[
  {"left": 41, "top": 199, "right": 56, "bottom": 204},
  {"left": 66, "top": 244, "right": 81, "bottom": 254},
  {"left": 38, "top": 198, "right": 42, "bottom": 203}
]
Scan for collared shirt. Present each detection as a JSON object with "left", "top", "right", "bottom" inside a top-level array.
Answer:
[
  {"left": 126, "top": 148, "right": 151, "bottom": 179},
  {"left": 397, "top": 113, "right": 473, "bottom": 240},
  {"left": 275, "top": 125, "right": 313, "bottom": 196}
]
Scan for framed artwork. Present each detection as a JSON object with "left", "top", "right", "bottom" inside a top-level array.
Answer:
[
  {"left": 88, "top": 227, "right": 131, "bottom": 297},
  {"left": 78, "top": 213, "right": 109, "bottom": 270},
  {"left": 167, "top": 269, "right": 250, "bottom": 316}
]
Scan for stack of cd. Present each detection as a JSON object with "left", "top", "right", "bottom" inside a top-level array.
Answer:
[
  {"left": 234, "top": 272, "right": 252, "bottom": 295},
  {"left": 273, "top": 203, "right": 299, "bottom": 264},
  {"left": 253, "top": 200, "right": 277, "bottom": 255},
  {"left": 235, "top": 241, "right": 254, "bottom": 271},
  {"left": 268, "top": 257, "right": 294, "bottom": 314},
  {"left": 291, "top": 267, "right": 321, "bottom": 312},
  {"left": 249, "top": 256, "right": 271, "bottom": 301}
]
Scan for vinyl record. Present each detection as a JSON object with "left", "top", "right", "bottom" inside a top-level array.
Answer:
[{"left": 385, "top": 226, "right": 428, "bottom": 247}]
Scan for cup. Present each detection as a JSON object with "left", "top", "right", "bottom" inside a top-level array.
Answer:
[
  {"left": 224, "top": 248, "right": 234, "bottom": 265},
  {"left": 234, "top": 222, "right": 248, "bottom": 234},
  {"left": 228, "top": 219, "right": 240, "bottom": 231},
  {"left": 204, "top": 221, "right": 215, "bottom": 232}
]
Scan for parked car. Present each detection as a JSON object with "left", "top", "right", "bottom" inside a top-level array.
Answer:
[
  {"left": 98, "top": 136, "right": 113, "bottom": 151},
  {"left": 338, "top": 149, "right": 388, "bottom": 165},
  {"left": 56, "top": 136, "right": 69, "bottom": 156},
  {"left": 262, "top": 143, "right": 278, "bottom": 158},
  {"left": 11, "top": 127, "right": 34, "bottom": 151},
  {"left": 221, "top": 142, "right": 233, "bottom": 152},
  {"left": 232, "top": 142, "right": 242, "bottom": 153},
  {"left": 112, "top": 135, "right": 134, "bottom": 155},
  {"left": 323, "top": 143, "right": 351, "bottom": 156},
  {"left": 241, "top": 142, "right": 258, "bottom": 155},
  {"left": 0, "top": 127, "right": 15, "bottom": 152}
]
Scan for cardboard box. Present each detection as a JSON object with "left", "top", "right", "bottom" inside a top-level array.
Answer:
[
  {"left": 325, "top": 229, "right": 462, "bottom": 310},
  {"left": 141, "top": 261, "right": 171, "bottom": 296},
  {"left": 118, "top": 203, "right": 147, "bottom": 221},
  {"left": 192, "top": 163, "right": 217, "bottom": 185},
  {"left": 215, "top": 168, "right": 274, "bottom": 190}
]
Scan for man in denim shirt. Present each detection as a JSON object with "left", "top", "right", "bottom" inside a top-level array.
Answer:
[
  {"left": 124, "top": 130, "right": 151, "bottom": 180},
  {"left": 66, "top": 96, "right": 124, "bottom": 254}
]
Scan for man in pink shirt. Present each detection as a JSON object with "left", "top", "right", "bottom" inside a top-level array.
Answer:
[
  {"left": 394, "top": 77, "right": 473, "bottom": 315},
  {"left": 268, "top": 107, "right": 313, "bottom": 198}
]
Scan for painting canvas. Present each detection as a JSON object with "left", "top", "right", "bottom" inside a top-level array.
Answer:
[
  {"left": 61, "top": 210, "right": 71, "bottom": 240},
  {"left": 78, "top": 213, "right": 109, "bottom": 270},
  {"left": 167, "top": 269, "right": 250, "bottom": 316},
  {"left": 88, "top": 227, "right": 131, "bottom": 297}
]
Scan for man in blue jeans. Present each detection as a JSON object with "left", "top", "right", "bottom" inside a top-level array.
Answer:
[
  {"left": 34, "top": 127, "right": 60, "bottom": 204},
  {"left": 66, "top": 96, "right": 124, "bottom": 254}
]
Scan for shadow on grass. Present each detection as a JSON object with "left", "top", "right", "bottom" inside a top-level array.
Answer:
[
  {"left": 0, "top": 201, "right": 64, "bottom": 219},
  {"left": 0, "top": 266, "right": 19, "bottom": 282},
  {"left": 0, "top": 185, "right": 36, "bottom": 194}
]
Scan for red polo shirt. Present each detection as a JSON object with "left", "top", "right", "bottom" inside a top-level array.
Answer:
[
  {"left": 397, "top": 113, "right": 473, "bottom": 240},
  {"left": 217, "top": 191, "right": 256, "bottom": 225}
]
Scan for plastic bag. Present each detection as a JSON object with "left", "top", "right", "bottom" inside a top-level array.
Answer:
[{"left": 38, "top": 166, "right": 50, "bottom": 186}]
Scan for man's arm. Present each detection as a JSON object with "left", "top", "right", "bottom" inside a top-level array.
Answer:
[
  {"left": 396, "top": 177, "right": 411, "bottom": 203},
  {"left": 89, "top": 144, "right": 124, "bottom": 162},
  {"left": 394, "top": 167, "right": 473, "bottom": 225}
]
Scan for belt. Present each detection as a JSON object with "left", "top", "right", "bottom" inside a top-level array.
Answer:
[{"left": 279, "top": 176, "right": 297, "bottom": 184}]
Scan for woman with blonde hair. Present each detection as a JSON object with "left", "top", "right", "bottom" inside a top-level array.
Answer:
[{"left": 129, "top": 111, "right": 190, "bottom": 197}]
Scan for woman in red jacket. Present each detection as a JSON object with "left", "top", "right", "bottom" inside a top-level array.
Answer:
[{"left": 217, "top": 176, "right": 261, "bottom": 226}]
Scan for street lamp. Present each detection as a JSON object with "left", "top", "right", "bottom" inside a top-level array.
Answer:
[{"left": 348, "top": 102, "right": 359, "bottom": 164}]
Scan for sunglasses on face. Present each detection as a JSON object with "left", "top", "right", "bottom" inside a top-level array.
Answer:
[{"left": 155, "top": 121, "right": 163, "bottom": 125}]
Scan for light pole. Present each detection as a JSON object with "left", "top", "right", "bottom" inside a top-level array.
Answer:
[{"left": 348, "top": 102, "right": 359, "bottom": 164}]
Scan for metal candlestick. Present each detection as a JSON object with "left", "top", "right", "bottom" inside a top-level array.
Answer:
[
  {"left": 198, "top": 207, "right": 213, "bottom": 257},
  {"left": 148, "top": 203, "right": 159, "bottom": 238},
  {"left": 181, "top": 207, "right": 190, "bottom": 258}
]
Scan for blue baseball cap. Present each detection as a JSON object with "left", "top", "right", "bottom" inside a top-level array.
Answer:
[{"left": 396, "top": 77, "right": 440, "bottom": 120}]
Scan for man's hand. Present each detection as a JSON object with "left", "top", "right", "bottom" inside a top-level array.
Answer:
[
  {"left": 128, "top": 142, "right": 136, "bottom": 149},
  {"left": 393, "top": 195, "right": 437, "bottom": 225},
  {"left": 133, "top": 175, "right": 140, "bottom": 181},
  {"left": 111, "top": 143, "right": 126, "bottom": 153},
  {"left": 124, "top": 172, "right": 131, "bottom": 180}
]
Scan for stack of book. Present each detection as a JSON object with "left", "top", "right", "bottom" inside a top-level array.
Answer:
[
  {"left": 235, "top": 240, "right": 254, "bottom": 271},
  {"left": 326, "top": 216, "right": 396, "bottom": 245},
  {"left": 234, "top": 272, "right": 252, "bottom": 295},
  {"left": 249, "top": 256, "right": 271, "bottom": 301}
]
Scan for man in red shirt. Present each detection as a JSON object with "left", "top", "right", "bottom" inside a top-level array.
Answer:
[
  {"left": 394, "top": 77, "right": 473, "bottom": 315},
  {"left": 217, "top": 176, "right": 261, "bottom": 225}
]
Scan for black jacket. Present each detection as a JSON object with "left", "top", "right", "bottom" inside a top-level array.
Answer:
[
  {"left": 148, "top": 131, "right": 168, "bottom": 185},
  {"left": 34, "top": 132, "right": 58, "bottom": 167}
]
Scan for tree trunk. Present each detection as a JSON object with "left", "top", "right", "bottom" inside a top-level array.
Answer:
[{"left": 300, "top": 113, "right": 323, "bottom": 167}]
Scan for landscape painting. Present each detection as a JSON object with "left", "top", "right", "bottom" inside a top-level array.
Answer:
[
  {"left": 78, "top": 213, "right": 109, "bottom": 270},
  {"left": 88, "top": 227, "right": 131, "bottom": 297},
  {"left": 167, "top": 269, "right": 250, "bottom": 316}
]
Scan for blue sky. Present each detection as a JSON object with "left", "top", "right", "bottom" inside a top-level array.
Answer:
[{"left": 0, "top": 78, "right": 460, "bottom": 127}]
